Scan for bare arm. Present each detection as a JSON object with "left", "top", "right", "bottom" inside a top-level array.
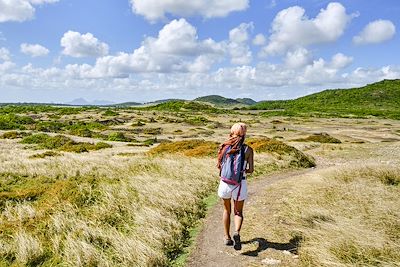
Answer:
[{"left": 245, "top": 147, "right": 254, "bottom": 174}]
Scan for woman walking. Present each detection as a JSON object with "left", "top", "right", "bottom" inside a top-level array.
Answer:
[{"left": 217, "top": 122, "right": 254, "bottom": 250}]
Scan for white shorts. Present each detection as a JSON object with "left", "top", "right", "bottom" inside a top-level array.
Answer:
[{"left": 218, "top": 179, "right": 248, "bottom": 201}]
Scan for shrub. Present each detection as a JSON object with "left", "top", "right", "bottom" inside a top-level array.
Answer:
[
  {"left": 107, "top": 132, "right": 131, "bottom": 142},
  {"left": 29, "top": 151, "right": 61, "bottom": 159},
  {"left": 148, "top": 140, "right": 219, "bottom": 157},
  {"left": 0, "top": 114, "right": 35, "bottom": 130},
  {"left": 1, "top": 131, "right": 30, "bottom": 139},
  {"left": 20, "top": 134, "right": 112, "bottom": 153},
  {"left": 293, "top": 133, "right": 342, "bottom": 143},
  {"left": 102, "top": 109, "right": 119, "bottom": 116}
]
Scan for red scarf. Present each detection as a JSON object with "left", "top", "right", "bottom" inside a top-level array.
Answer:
[{"left": 217, "top": 134, "right": 244, "bottom": 170}]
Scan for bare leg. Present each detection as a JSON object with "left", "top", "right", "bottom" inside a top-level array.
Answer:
[
  {"left": 222, "top": 198, "right": 232, "bottom": 239},
  {"left": 233, "top": 200, "right": 244, "bottom": 233}
]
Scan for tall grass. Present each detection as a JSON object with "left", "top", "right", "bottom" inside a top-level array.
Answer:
[
  {"left": 277, "top": 166, "right": 400, "bottom": 266},
  {"left": 0, "top": 143, "right": 218, "bottom": 266}
]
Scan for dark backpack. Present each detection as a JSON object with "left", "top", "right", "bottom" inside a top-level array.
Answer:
[{"left": 220, "top": 145, "right": 247, "bottom": 185}]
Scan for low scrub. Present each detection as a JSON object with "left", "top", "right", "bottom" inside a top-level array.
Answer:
[
  {"left": 293, "top": 133, "right": 341, "bottom": 143},
  {"left": 20, "top": 134, "right": 112, "bottom": 153},
  {"left": 148, "top": 140, "right": 219, "bottom": 157},
  {"left": 29, "top": 151, "right": 62, "bottom": 159},
  {"left": 0, "top": 114, "right": 35, "bottom": 130},
  {"left": 1, "top": 131, "right": 30, "bottom": 139},
  {"left": 107, "top": 132, "right": 132, "bottom": 142},
  {"left": 246, "top": 138, "right": 315, "bottom": 168}
]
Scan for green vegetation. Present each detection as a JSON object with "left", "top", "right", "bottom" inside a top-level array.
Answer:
[
  {"left": 249, "top": 79, "right": 400, "bottom": 119},
  {"left": 0, "top": 104, "right": 89, "bottom": 115},
  {"left": 194, "top": 95, "right": 256, "bottom": 106},
  {"left": 1, "top": 131, "right": 30, "bottom": 139},
  {"left": 20, "top": 134, "right": 112, "bottom": 153},
  {"left": 102, "top": 109, "right": 119, "bottom": 116},
  {"left": 144, "top": 100, "right": 222, "bottom": 113},
  {"left": 0, "top": 114, "right": 35, "bottom": 130},
  {"left": 107, "top": 132, "right": 132, "bottom": 142},
  {"left": 293, "top": 133, "right": 342, "bottom": 143}
]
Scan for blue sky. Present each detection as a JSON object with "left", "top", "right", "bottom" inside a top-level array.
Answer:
[{"left": 0, "top": 0, "right": 399, "bottom": 103}]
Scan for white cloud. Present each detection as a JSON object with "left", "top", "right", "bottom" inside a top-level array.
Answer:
[
  {"left": 61, "top": 31, "right": 109, "bottom": 58},
  {"left": 261, "top": 2, "right": 355, "bottom": 56},
  {"left": 330, "top": 53, "right": 353, "bottom": 69},
  {"left": 20, "top": 43, "right": 49, "bottom": 57},
  {"left": 0, "top": 61, "right": 15, "bottom": 72},
  {"left": 284, "top": 48, "right": 313, "bottom": 69},
  {"left": 0, "top": 47, "right": 11, "bottom": 61},
  {"left": 28, "top": 0, "right": 58, "bottom": 4},
  {"left": 228, "top": 23, "right": 253, "bottom": 65},
  {"left": 353, "top": 20, "right": 396, "bottom": 45},
  {"left": 129, "top": 0, "right": 249, "bottom": 22},
  {"left": 74, "top": 19, "right": 225, "bottom": 77},
  {"left": 252, "top": 34, "right": 266, "bottom": 46},
  {"left": 0, "top": 0, "right": 58, "bottom": 23}
]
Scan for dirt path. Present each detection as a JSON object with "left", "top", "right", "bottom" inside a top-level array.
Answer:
[{"left": 185, "top": 167, "right": 320, "bottom": 267}]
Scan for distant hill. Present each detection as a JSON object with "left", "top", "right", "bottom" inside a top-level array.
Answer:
[
  {"left": 236, "top": 98, "right": 257, "bottom": 105},
  {"left": 250, "top": 79, "right": 400, "bottom": 119},
  {"left": 194, "top": 95, "right": 256, "bottom": 106},
  {"left": 113, "top": 102, "right": 143, "bottom": 107},
  {"left": 66, "top": 98, "right": 115, "bottom": 106}
]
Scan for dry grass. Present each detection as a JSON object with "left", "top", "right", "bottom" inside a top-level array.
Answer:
[
  {"left": 0, "top": 142, "right": 218, "bottom": 266},
  {"left": 255, "top": 165, "right": 400, "bottom": 267},
  {"left": 148, "top": 140, "right": 219, "bottom": 157},
  {"left": 246, "top": 138, "right": 316, "bottom": 168}
]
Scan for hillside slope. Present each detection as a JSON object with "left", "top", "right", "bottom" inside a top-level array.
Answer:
[{"left": 250, "top": 79, "right": 400, "bottom": 119}]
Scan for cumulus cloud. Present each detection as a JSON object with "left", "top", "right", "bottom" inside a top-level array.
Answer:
[
  {"left": 252, "top": 34, "right": 266, "bottom": 46},
  {"left": 71, "top": 19, "right": 225, "bottom": 77},
  {"left": 61, "top": 31, "right": 109, "bottom": 58},
  {"left": 284, "top": 48, "right": 313, "bottom": 69},
  {"left": 228, "top": 23, "right": 253, "bottom": 65},
  {"left": 353, "top": 20, "right": 396, "bottom": 45},
  {"left": 330, "top": 53, "right": 353, "bottom": 69},
  {"left": 20, "top": 43, "right": 49, "bottom": 57},
  {"left": 0, "top": 47, "right": 11, "bottom": 61},
  {"left": 261, "top": 2, "right": 355, "bottom": 56},
  {"left": 0, "top": 0, "right": 58, "bottom": 23},
  {"left": 129, "top": 0, "right": 249, "bottom": 22}
]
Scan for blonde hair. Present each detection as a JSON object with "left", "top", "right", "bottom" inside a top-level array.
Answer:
[{"left": 230, "top": 122, "right": 247, "bottom": 137}]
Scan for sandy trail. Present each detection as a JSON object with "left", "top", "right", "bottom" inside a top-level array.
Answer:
[{"left": 185, "top": 167, "right": 320, "bottom": 267}]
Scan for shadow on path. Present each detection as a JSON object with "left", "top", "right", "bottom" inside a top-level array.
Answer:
[{"left": 241, "top": 236, "right": 301, "bottom": 257}]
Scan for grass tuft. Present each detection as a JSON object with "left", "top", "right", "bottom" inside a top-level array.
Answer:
[{"left": 148, "top": 140, "right": 219, "bottom": 157}]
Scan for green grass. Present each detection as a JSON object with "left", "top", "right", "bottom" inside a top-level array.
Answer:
[{"left": 20, "top": 134, "right": 112, "bottom": 153}]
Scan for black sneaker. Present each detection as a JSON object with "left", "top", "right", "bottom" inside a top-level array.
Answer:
[
  {"left": 233, "top": 233, "right": 242, "bottom": 250},
  {"left": 224, "top": 238, "right": 234, "bottom": 246}
]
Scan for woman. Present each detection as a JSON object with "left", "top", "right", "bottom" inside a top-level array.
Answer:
[{"left": 217, "top": 122, "right": 254, "bottom": 250}]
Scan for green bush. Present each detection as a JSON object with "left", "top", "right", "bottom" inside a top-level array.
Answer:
[
  {"left": 0, "top": 114, "right": 35, "bottom": 130},
  {"left": 107, "top": 132, "right": 131, "bottom": 142}
]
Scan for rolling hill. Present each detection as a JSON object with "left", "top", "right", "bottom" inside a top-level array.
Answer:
[
  {"left": 194, "top": 95, "right": 256, "bottom": 106},
  {"left": 249, "top": 79, "right": 400, "bottom": 119}
]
